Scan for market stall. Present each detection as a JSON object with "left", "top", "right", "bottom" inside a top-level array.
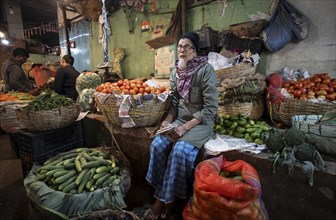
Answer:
[{"left": 1, "top": 0, "right": 336, "bottom": 219}]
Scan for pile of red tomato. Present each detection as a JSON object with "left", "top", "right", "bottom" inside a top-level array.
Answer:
[
  {"left": 95, "top": 79, "right": 169, "bottom": 95},
  {"left": 283, "top": 73, "right": 336, "bottom": 101}
]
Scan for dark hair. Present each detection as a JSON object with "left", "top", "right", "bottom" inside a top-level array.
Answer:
[
  {"left": 31, "top": 63, "right": 42, "bottom": 69},
  {"left": 12, "top": 47, "right": 29, "bottom": 58},
  {"left": 62, "top": 55, "right": 75, "bottom": 66}
]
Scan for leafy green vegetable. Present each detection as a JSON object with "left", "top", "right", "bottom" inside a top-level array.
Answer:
[
  {"left": 19, "top": 90, "right": 75, "bottom": 111},
  {"left": 76, "top": 72, "right": 102, "bottom": 93},
  {"left": 78, "top": 88, "right": 95, "bottom": 111}
]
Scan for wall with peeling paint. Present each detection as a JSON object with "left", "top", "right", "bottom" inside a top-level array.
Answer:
[
  {"left": 89, "top": 0, "right": 273, "bottom": 79},
  {"left": 86, "top": 0, "right": 335, "bottom": 79},
  {"left": 90, "top": 0, "right": 180, "bottom": 79}
]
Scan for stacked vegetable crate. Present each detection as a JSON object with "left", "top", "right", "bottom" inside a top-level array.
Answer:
[
  {"left": 12, "top": 122, "right": 83, "bottom": 176},
  {"left": 7, "top": 90, "right": 82, "bottom": 176}
]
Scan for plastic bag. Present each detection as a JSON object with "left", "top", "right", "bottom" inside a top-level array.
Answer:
[
  {"left": 78, "top": 88, "right": 95, "bottom": 111},
  {"left": 261, "top": 0, "right": 309, "bottom": 52},
  {"left": 207, "top": 52, "right": 231, "bottom": 71}
]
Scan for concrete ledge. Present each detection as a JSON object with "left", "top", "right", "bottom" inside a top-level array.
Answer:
[
  {"left": 81, "top": 115, "right": 336, "bottom": 219},
  {"left": 221, "top": 151, "right": 336, "bottom": 220}
]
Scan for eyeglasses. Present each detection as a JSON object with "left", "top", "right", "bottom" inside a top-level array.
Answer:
[{"left": 177, "top": 45, "right": 194, "bottom": 52}]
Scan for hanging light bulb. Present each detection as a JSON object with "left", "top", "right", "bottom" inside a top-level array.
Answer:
[{"left": 1, "top": 39, "right": 9, "bottom": 45}]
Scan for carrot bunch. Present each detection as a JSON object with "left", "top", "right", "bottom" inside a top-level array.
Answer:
[{"left": 0, "top": 93, "right": 19, "bottom": 102}]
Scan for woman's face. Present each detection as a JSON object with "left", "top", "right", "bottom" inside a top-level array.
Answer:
[{"left": 177, "top": 38, "right": 197, "bottom": 62}]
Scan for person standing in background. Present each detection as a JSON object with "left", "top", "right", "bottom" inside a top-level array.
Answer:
[
  {"left": 2, "top": 47, "right": 33, "bottom": 92},
  {"left": 53, "top": 55, "right": 80, "bottom": 100}
]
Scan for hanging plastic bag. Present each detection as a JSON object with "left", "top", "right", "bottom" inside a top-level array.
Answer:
[{"left": 261, "top": 0, "right": 309, "bottom": 52}]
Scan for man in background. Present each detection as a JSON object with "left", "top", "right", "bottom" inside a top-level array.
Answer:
[
  {"left": 53, "top": 55, "right": 80, "bottom": 100},
  {"left": 2, "top": 47, "right": 33, "bottom": 92}
]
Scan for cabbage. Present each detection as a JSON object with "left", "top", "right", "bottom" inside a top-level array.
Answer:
[
  {"left": 76, "top": 72, "right": 102, "bottom": 93},
  {"left": 78, "top": 88, "right": 96, "bottom": 111}
]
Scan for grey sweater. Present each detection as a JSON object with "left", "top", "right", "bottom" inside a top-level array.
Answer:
[
  {"left": 167, "top": 63, "right": 218, "bottom": 148},
  {"left": 2, "top": 57, "right": 32, "bottom": 92}
]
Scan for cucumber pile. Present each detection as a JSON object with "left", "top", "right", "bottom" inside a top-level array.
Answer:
[
  {"left": 214, "top": 113, "right": 271, "bottom": 144},
  {"left": 35, "top": 148, "right": 121, "bottom": 194}
]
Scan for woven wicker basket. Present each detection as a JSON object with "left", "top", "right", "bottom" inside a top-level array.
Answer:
[
  {"left": 229, "top": 19, "right": 267, "bottom": 38},
  {"left": 218, "top": 101, "right": 264, "bottom": 119},
  {"left": 16, "top": 104, "right": 80, "bottom": 132},
  {"left": 291, "top": 115, "right": 336, "bottom": 138},
  {"left": 96, "top": 94, "right": 169, "bottom": 128},
  {"left": 267, "top": 98, "right": 336, "bottom": 126},
  {"left": 0, "top": 101, "right": 30, "bottom": 133},
  {"left": 216, "top": 63, "right": 257, "bottom": 82},
  {"left": 291, "top": 114, "right": 336, "bottom": 156}
]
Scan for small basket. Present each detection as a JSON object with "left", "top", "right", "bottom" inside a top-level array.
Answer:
[
  {"left": 267, "top": 98, "right": 336, "bottom": 126},
  {"left": 218, "top": 101, "right": 264, "bottom": 119},
  {"left": 95, "top": 94, "right": 169, "bottom": 128},
  {"left": 16, "top": 104, "right": 80, "bottom": 132},
  {"left": 216, "top": 63, "right": 257, "bottom": 82},
  {"left": 229, "top": 19, "right": 267, "bottom": 38}
]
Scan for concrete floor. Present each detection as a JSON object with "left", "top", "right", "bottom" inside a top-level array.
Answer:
[{"left": 0, "top": 133, "right": 30, "bottom": 220}]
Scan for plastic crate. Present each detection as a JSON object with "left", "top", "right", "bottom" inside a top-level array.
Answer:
[
  {"left": 195, "top": 26, "right": 218, "bottom": 56},
  {"left": 15, "top": 122, "right": 83, "bottom": 176},
  {"left": 9, "top": 133, "right": 21, "bottom": 158}
]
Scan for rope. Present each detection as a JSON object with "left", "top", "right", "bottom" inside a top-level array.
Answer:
[
  {"left": 267, "top": 93, "right": 281, "bottom": 126},
  {"left": 104, "top": 120, "right": 128, "bottom": 163}
]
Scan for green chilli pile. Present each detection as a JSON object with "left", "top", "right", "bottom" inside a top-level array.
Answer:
[
  {"left": 214, "top": 113, "right": 271, "bottom": 144},
  {"left": 35, "top": 148, "right": 120, "bottom": 194}
]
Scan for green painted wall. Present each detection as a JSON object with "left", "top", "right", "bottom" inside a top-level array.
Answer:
[{"left": 90, "top": 0, "right": 271, "bottom": 79}]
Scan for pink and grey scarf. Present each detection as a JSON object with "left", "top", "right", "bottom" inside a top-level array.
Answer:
[{"left": 175, "top": 56, "right": 208, "bottom": 101}]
